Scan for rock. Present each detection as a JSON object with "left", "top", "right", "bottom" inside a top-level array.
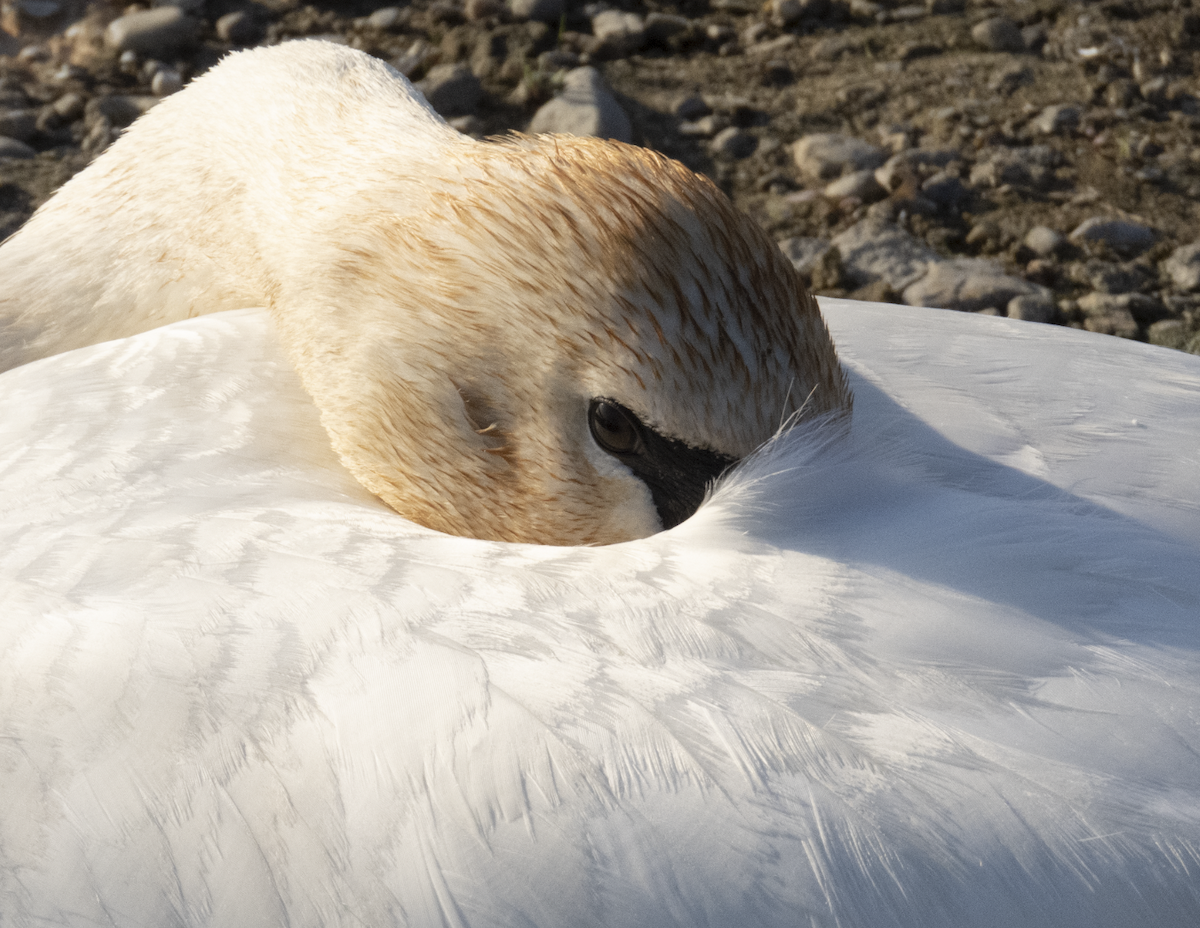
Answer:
[
  {"left": 448, "top": 114, "right": 486, "bottom": 136},
  {"left": 849, "top": 279, "right": 902, "bottom": 304},
  {"left": 529, "top": 67, "right": 631, "bottom": 143},
  {"left": 711, "top": 127, "right": 757, "bottom": 159},
  {"left": 86, "top": 95, "right": 158, "bottom": 127},
  {"left": 644, "top": 13, "right": 689, "bottom": 44},
  {"left": 151, "top": 69, "right": 183, "bottom": 97},
  {"left": 971, "top": 17, "right": 1024, "bottom": 53},
  {"left": 216, "top": 11, "right": 263, "bottom": 46},
  {"left": 367, "top": 6, "right": 407, "bottom": 30},
  {"left": 772, "top": 0, "right": 829, "bottom": 26},
  {"left": 920, "top": 172, "right": 967, "bottom": 209},
  {"left": 679, "top": 114, "right": 726, "bottom": 137},
  {"left": 1148, "top": 319, "right": 1188, "bottom": 350},
  {"left": 1032, "top": 104, "right": 1082, "bottom": 135},
  {"left": 824, "top": 169, "right": 885, "bottom": 201},
  {"left": 0, "top": 136, "right": 36, "bottom": 159},
  {"left": 1070, "top": 217, "right": 1157, "bottom": 256},
  {"left": 465, "top": 0, "right": 501, "bottom": 20},
  {"left": 1023, "top": 225, "right": 1065, "bottom": 257},
  {"left": 970, "top": 145, "right": 1058, "bottom": 189},
  {"left": 778, "top": 237, "right": 832, "bottom": 277},
  {"left": 0, "top": 109, "right": 37, "bottom": 143},
  {"left": 793, "top": 133, "right": 888, "bottom": 181},
  {"left": 1085, "top": 262, "right": 1150, "bottom": 295},
  {"left": 674, "top": 94, "right": 710, "bottom": 121},
  {"left": 105, "top": 7, "right": 198, "bottom": 57},
  {"left": 877, "top": 123, "right": 915, "bottom": 154},
  {"left": 772, "top": 0, "right": 804, "bottom": 25},
  {"left": 51, "top": 93, "right": 85, "bottom": 123},
  {"left": 831, "top": 219, "right": 941, "bottom": 290},
  {"left": 1007, "top": 293, "right": 1057, "bottom": 323},
  {"left": 1163, "top": 242, "right": 1200, "bottom": 292},
  {"left": 590, "top": 11, "right": 646, "bottom": 58},
  {"left": 849, "top": 0, "right": 883, "bottom": 19},
  {"left": 873, "top": 149, "right": 956, "bottom": 191},
  {"left": 904, "top": 259, "right": 1050, "bottom": 313},
  {"left": 391, "top": 39, "right": 435, "bottom": 78},
  {"left": 1078, "top": 292, "right": 1165, "bottom": 330},
  {"left": 1077, "top": 293, "right": 1141, "bottom": 339},
  {"left": 1022, "top": 23, "right": 1048, "bottom": 52},
  {"left": 417, "top": 64, "right": 483, "bottom": 117},
  {"left": 510, "top": 0, "right": 564, "bottom": 23},
  {"left": 989, "top": 63, "right": 1034, "bottom": 95}
]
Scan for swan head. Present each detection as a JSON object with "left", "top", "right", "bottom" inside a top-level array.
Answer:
[{"left": 269, "top": 134, "right": 851, "bottom": 545}]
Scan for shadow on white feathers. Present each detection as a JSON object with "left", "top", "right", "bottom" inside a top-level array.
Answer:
[{"left": 1, "top": 40, "right": 1200, "bottom": 928}]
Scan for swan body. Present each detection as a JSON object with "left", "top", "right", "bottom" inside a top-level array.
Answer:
[
  {"left": 2, "top": 299, "right": 1199, "bottom": 927},
  {"left": 0, "top": 40, "right": 848, "bottom": 546}
]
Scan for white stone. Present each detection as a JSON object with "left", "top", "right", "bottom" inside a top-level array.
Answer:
[
  {"left": 529, "top": 67, "right": 631, "bottom": 143},
  {"left": 903, "top": 259, "right": 1050, "bottom": 313},
  {"left": 793, "top": 133, "right": 887, "bottom": 181},
  {"left": 1163, "top": 242, "right": 1200, "bottom": 292}
]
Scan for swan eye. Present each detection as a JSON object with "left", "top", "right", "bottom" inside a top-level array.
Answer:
[{"left": 588, "top": 399, "right": 644, "bottom": 457}]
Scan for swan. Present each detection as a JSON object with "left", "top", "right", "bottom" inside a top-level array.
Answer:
[
  {"left": 2, "top": 39, "right": 1200, "bottom": 928},
  {"left": 0, "top": 40, "right": 848, "bottom": 547}
]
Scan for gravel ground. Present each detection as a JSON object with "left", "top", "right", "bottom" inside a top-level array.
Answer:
[{"left": 2, "top": 0, "right": 1199, "bottom": 353}]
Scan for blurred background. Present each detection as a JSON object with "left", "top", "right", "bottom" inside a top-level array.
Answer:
[{"left": 2, "top": 0, "right": 1198, "bottom": 352}]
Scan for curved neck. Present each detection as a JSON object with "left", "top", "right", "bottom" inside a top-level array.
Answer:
[{"left": 0, "top": 42, "right": 461, "bottom": 373}]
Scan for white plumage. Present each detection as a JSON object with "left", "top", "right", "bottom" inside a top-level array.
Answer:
[{"left": 3, "top": 300, "right": 1198, "bottom": 926}]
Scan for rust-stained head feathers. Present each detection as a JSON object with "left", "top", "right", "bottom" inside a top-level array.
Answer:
[{"left": 279, "top": 134, "right": 851, "bottom": 545}]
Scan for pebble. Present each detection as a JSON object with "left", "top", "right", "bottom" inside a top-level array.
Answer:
[
  {"left": 1084, "top": 262, "right": 1149, "bottom": 295},
  {"left": 1070, "top": 217, "right": 1157, "bottom": 256},
  {"left": 920, "top": 172, "right": 967, "bottom": 209},
  {"left": 590, "top": 11, "right": 646, "bottom": 58},
  {"left": 509, "top": 0, "right": 564, "bottom": 23},
  {"left": 1023, "top": 225, "right": 1065, "bottom": 257},
  {"left": 711, "top": 127, "right": 757, "bottom": 160},
  {"left": 1077, "top": 294, "right": 1141, "bottom": 339},
  {"left": 777, "top": 237, "right": 832, "bottom": 276},
  {"left": 644, "top": 13, "right": 689, "bottom": 44},
  {"left": 824, "top": 169, "right": 885, "bottom": 201},
  {"left": 674, "top": 94, "right": 710, "bottom": 121},
  {"left": 151, "top": 69, "right": 183, "bottom": 98},
  {"left": 1162, "top": 242, "right": 1200, "bottom": 292},
  {"left": 1148, "top": 319, "right": 1189, "bottom": 350},
  {"left": 465, "top": 0, "right": 501, "bottom": 21},
  {"left": 772, "top": 0, "right": 830, "bottom": 26},
  {"left": 971, "top": 17, "right": 1024, "bottom": 53},
  {"left": 873, "top": 149, "right": 955, "bottom": 192},
  {"left": 86, "top": 95, "right": 158, "bottom": 127},
  {"left": 793, "top": 133, "right": 888, "bottom": 181},
  {"left": 216, "top": 12, "right": 264, "bottom": 46},
  {"left": 679, "top": 114, "right": 726, "bottom": 137},
  {"left": 0, "top": 137, "right": 36, "bottom": 159},
  {"left": 105, "top": 7, "right": 198, "bottom": 57},
  {"left": 528, "top": 67, "right": 632, "bottom": 143},
  {"left": 1079, "top": 292, "right": 1165, "bottom": 327},
  {"left": 0, "top": 109, "right": 37, "bottom": 143},
  {"left": 1007, "top": 293, "right": 1057, "bottom": 323},
  {"left": 831, "top": 218, "right": 940, "bottom": 290},
  {"left": 902, "top": 258, "right": 1051, "bottom": 313},
  {"left": 1032, "top": 104, "right": 1082, "bottom": 135},
  {"left": 416, "top": 64, "right": 483, "bottom": 118},
  {"left": 51, "top": 93, "right": 85, "bottom": 123}
]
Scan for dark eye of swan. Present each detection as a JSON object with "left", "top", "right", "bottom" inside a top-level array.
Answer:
[
  {"left": 588, "top": 399, "right": 645, "bottom": 456},
  {"left": 587, "top": 397, "right": 739, "bottom": 531}
]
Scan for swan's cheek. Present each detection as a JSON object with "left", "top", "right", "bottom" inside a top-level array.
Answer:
[{"left": 580, "top": 442, "right": 663, "bottom": 544}]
